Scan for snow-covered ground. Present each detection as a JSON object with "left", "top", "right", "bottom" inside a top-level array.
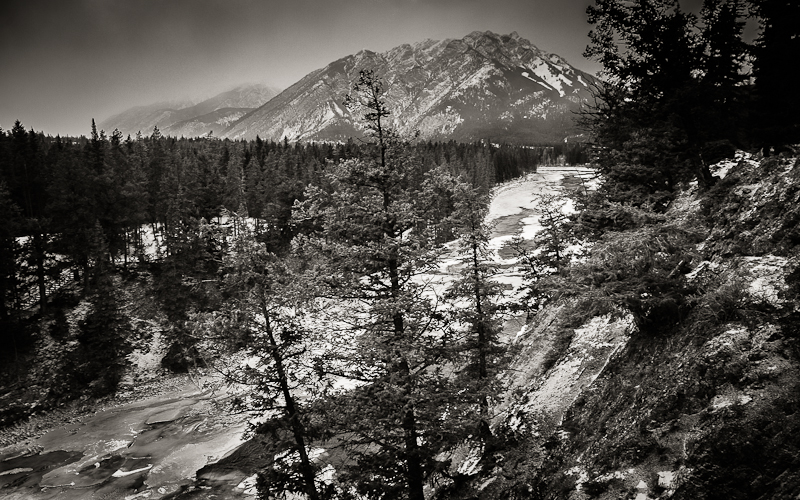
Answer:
[
  {"left": 425, "top": 166, "right": 596, "bottom": 309},
  {"left": 0, "top": 166, "right": 596, "bottom": 499}
]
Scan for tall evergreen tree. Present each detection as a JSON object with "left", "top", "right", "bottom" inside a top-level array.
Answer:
[
  {"left": 749, "top": 0, "right": 800, "bottom": 152},
  {"left": 75, "top": 224, "right": 132, "bottom": 396},
  {"left": 445, "top": 181, "right": 505, "bottom": 428},
  {"left": 199, "top": 214, "right": 326, "bottom": 500},
  {"left": 293, "top": 71, "right": 472, "bottom": 499},
  {"left": 48, "top": 143, "right": 96, "bottom": 287}
]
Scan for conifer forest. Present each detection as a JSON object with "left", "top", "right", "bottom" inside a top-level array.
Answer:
[{"left": 1, "top": 1, "right": 800, "bottom": 499}]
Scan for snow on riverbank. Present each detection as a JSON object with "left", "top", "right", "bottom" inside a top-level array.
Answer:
[
  {"left": 429, "top": 166, "right": 596, "bottom": 308},
  {"left": 1, "top": 166, "right": 596, "bottom": 499}
]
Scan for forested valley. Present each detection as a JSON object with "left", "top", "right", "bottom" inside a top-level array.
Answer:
[
  {"left": 0, "top": 115, "right": 579, "bottom": 329},
  {"left": 0, "top": 71, "right": 588, "bottom": 498},
  {"left": 2, "top": 0, "right": 800, "bottom": 498}
]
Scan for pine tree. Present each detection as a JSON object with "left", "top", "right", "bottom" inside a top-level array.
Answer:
[
  {"left": 9, "top": 123, "right": 52, "bottom": 309},
  {"left": 445, "top": 181, "right": 506, "bottom": 428},
  {"left": 114, "top": 129, "right": 148, "bottom": 265},
  {"left": 48, "top": 143, "right": 96, "bottom": 287},
  {"left": 293, "top": 70, "right": 472, "bottom": 499},
  {"left": 505, "top": 192, "right": 574, "bottom": 320},
  {"left": 583, "top": 0, "right": 751, "bottom": 206},
  {"left": 75, "top": 224, "right": 131, "bottom": 396},
  {"left": 531, "top": 192, "right": 573, "bottom": 274},
  {"left": 198, "top": 214, "right": 326, "bottom": 500}
]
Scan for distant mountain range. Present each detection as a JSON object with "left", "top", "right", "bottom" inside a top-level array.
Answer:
[
  {"left": 101, "top": 31, "right": 598, "bottom": 144},
  {"left": 99, "top": 84, "right": 281, "bottom": 138},
  {"left": 223, "top": 31, "right": 597, "bottom": 144}
]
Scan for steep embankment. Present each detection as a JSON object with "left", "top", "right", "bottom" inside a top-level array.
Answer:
[{"left": 464, "top": 152, "right": 800, "bottom": 499}]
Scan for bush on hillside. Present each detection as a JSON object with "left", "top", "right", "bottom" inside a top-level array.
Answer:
[
  {"left": 560, "top": 224, "right": 703, "bottom": 333},
  {"left": 570, "top": 192, "right": 669, "bottom": 240}
]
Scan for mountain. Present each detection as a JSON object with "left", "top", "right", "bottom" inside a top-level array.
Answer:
[
  {"left": 222, "top": 31, "right": 598, "bottom": 143},
  {"left": 97, "top": 98, "right": 200, "bottom": 138},
  {"left": 100, "top": 84, "right": 281, "bottom": 137},
  {"left": 163, "top": 108, "right": 253, "bottom": 138}
]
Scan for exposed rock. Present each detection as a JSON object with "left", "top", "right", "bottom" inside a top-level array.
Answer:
[{"left": 222, "top": 31, "right": 597, "bottom": 143}]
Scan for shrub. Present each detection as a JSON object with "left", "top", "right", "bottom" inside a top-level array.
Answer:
[{"left": 559, "top": 224, "right": 702, "bottom": 333}]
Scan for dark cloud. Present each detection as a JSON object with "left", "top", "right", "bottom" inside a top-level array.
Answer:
[{"left": 0, "top": 0, "right": 601, "bottom": 136}]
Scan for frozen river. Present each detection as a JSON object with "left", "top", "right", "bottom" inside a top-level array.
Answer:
[{"left": 0, "top": 166, "right": 593, "bottom": 499}]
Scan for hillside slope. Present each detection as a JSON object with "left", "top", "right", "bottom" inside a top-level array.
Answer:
[{"left": 453, "top": 152, "right": 800, "bottom": 499}]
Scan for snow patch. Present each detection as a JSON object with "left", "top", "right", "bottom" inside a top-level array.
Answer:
[
  {"left": 236, "top": 474, "right": 258, "bottom": 495},
  {"left": 530, "top": 63, "right": 565, "bottom": 96},
  {"left": 0, "top": 468, "right": 33, "bottom": 476},
  {"left": 521, "top": 71, "right": 554, "bottom": 91},
  {"left": 710, "top": 392, "right": 752, "bottom": 412},
  {"left": 657, "top": 470, "right": 675, "bottom": 489},
  {"left": 112, "top": 464, "right": 153, "bottom": 477},
  {"left": 742, "top": 255, "right": 789, "bottom": 306},
  {"left": 710, "top": 150, "right": 759, "bottom": 179}
]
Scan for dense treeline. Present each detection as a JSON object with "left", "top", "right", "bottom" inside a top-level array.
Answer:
[
  {"left": 0, "top": 121, "right": 585, "bottom": 320},
  {"left": 0, "top": 71, "right": 552, "bottom": 496},
  {"left": 582, "top": 0, "right": 799, "bottom": 214}
]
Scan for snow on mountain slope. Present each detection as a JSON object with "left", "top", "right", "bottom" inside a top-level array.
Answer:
[
  {"left": 99, "top": 84, "right": 280, "bottom": 137},
  {"left": 223, "top": 31, "right": 597, "bottom": 143}
]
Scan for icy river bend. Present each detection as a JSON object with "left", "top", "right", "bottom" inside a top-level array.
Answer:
[{"left": 0, "top": 166, "right": 594, "bottom": 499}]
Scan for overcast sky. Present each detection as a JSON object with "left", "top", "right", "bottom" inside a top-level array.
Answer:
[{"left": 0, "top": 0, "right": 700, "bottom": 137}]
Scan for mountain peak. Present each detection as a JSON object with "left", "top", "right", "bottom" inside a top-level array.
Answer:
[
  {"left": 463, "top": 30, "right": 524, "bottom": 44},
  {"left": 100, "top": 83, "right": 280, "bottom": 137},
  {"left": 222, "top": 31, "right": 597, "bottom": 143},
  {"left": 463, "top": 30, "right": 500, "bottom": 45}
]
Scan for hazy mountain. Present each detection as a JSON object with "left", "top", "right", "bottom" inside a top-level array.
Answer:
[
  {"left": 164, "top": 108, "right": 253, "bottom": 138},
  {"left": 100, "top": 84, "right": 281, "bottom": 137},
  {"left": 97, "top": 99, "right": 199, "bottom": 138},
  {"left": 222, "top": 31, "right": 598, "bottom": 143}
]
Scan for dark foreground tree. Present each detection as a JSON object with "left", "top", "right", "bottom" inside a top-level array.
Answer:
[
  {"left": 749, "top": 0, "right": 800, "bottom": 152},
  {"left": 293, "top": 70, "right": 473, "bottom": 499},
  {"left": 0, "top": 181, "right": 21, "bottom": 319},
  {"left": 198, "top": 214, "right": 326, "bottom": 500},
  {"left": 582, "top": 0, "right": 751, "bottom": 208},
  {"left": 75, "top": 233, "right": 132, "bottom": 396}
]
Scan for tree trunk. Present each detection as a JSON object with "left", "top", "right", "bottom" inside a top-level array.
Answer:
[
  {"left": 472, "top": 239, "right": 489, "bottom": 422},
  {"left": 263, "top": 308, "right": 320, "bottom": 500},
  {"left": 696, "top": 160, "right": 717, "bottom": 189},
  {"left": 33, "top": 232, "right": 46, "bottom": 312},
  {"left": 402, "top": 403, "right": 425, "bottom": 500},
  {"left": 389, "top": 255, "right": 425, "bottom": 500}
]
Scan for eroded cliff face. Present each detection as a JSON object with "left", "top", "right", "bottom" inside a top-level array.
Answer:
[{"left": 456, "top": 153, "right": 800, "bottom": 500}]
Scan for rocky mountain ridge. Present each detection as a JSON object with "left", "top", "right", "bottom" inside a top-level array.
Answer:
[
  {"left": 222, "top": 31, "right": 597, "bottom": 143},
  {"left": 99, "top": 83, "right": 281, "bottom": 138}
]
